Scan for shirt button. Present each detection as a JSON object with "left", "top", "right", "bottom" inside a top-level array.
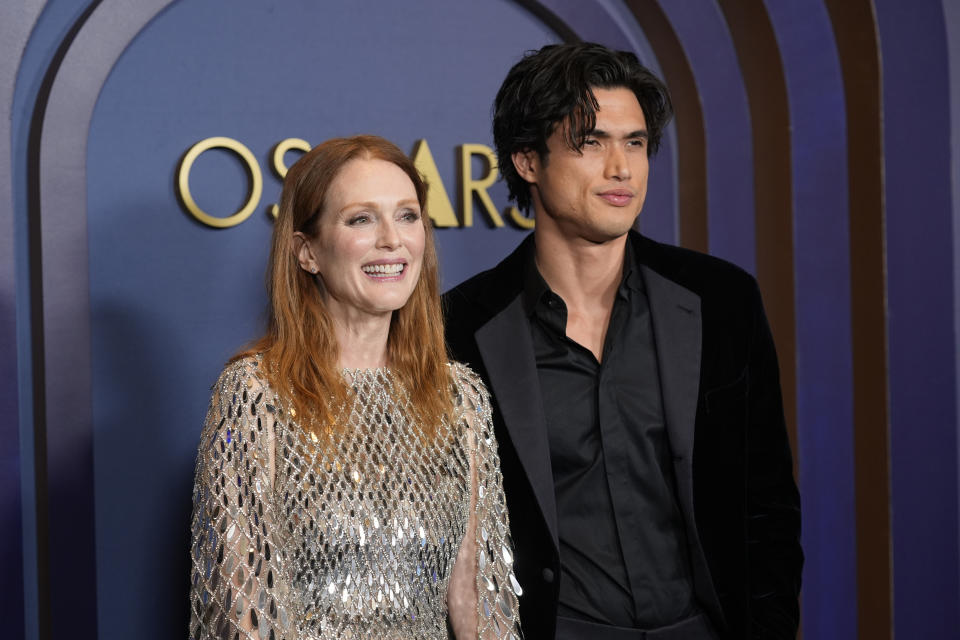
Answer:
[{"left": 541, "top": 568, "right": 555, "bottom": 583}]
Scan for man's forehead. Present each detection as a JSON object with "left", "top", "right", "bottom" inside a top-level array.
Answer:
[{"left": 561, "top": 93, "right": 645, "bottom": 128}]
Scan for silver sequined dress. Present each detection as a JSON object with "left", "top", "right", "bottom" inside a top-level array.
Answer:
[{"left": 188, "top": 357, "right": 522, "bottom": 639}]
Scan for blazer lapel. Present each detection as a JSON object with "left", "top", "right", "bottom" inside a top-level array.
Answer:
[
  {"left": 643, "top": 264, "right": 726, "bottom": 622},
  {"left": 643, "top": 263, "right": 702, "bottom": 546},
  {"left": 642, "top": 265, "right": 701, "bottom": 467},
  {"left": 475, "top": 295, "right": 558, "bottom": 548}
]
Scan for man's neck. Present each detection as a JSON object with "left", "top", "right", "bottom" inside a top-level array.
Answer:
[
  {"left": 533, "top": 226, "right": 628, "bottom": 312},
  {"left": 533, "top": 225, "right": 629, "bottom": 362}
]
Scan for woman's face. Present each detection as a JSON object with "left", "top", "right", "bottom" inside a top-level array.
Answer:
[{"left": 298, "top": 157, "right": 426, "bottom": 326}]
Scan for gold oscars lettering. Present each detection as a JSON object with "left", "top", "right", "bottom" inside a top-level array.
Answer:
[{"left": 176, "top": 137, "right": 534, "bottom": 230}]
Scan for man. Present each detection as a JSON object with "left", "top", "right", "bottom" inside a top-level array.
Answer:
[{"left": 443, "top": 43, "right": 802, "bottom": 639}]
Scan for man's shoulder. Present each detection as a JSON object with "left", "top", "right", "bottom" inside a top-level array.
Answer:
[
  {"left": 631, "top": 231, "right": 758, "bottom": 300},
  {"left": 443, "top": 234, "right": 530, "bottom": 320},
  {"left": 443, "top": 262, "right": 505, "bottom": 309}
]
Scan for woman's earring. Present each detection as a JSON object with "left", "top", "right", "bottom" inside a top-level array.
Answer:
[{"left": 311, "top": 267, "right": 318, "bottom": 274}]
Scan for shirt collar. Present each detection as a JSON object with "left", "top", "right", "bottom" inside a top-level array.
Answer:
[
  {"left": 521, "top": 234, "right": 644, "bottom": 317},
  {"left": 521, "top": 238, "right": 550, "bottom": 317},
  {"left": 621, "top": 237, "right": 645, "bottom": 295}
]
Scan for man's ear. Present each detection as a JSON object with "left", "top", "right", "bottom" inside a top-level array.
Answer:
[
  {"left": 512, "top": 149, "right": 539, "bottom": 184},
  {"left": 293, "top": 231, "right": 319, "bottom": 275}
]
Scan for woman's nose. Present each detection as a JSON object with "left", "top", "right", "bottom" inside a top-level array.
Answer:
[{"left": 377, "top": 219, "right": 401, "bottom": 249}]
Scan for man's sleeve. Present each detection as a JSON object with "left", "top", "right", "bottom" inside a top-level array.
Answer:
[{"left": 745, "top": 280, "right": 804, "bottom": 639}]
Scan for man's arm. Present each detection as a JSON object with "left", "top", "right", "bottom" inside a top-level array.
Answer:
[{"left": 745, "top": 281, "right": 804, "bottom": 639}]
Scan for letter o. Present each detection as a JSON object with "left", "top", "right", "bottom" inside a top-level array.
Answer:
[{"left": 177, "top": 136, "right": 263, "bottom": 228}]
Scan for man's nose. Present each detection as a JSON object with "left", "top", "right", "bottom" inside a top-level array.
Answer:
[{"left": 604, "top": 145, "right": 630, "bottom": 180}]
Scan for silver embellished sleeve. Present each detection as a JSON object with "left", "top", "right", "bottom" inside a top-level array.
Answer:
[
  {"left": 455, "top": 364, "right": 523, "bottom": 639},
  {"left": 188, "top": 360, "right": 296, "bottom": 640}
]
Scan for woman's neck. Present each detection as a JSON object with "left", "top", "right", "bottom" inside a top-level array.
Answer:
[{"left": 327, "top": 308, "right": 392, "bottom": 369}]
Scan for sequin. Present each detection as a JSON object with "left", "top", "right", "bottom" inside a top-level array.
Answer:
[
  {"left": 189, "top": 357, "right": 522, "bottom": 639},
  {"left": 498, "top": 593, "right": 512, "bottom": 618},
  {"left": 510, "top": 572, "right": 524, "bottom": 597}
]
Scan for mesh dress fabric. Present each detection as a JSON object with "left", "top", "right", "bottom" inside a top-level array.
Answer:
[{"left": 188, "top": 357, "right": 522, "bottom": 639}]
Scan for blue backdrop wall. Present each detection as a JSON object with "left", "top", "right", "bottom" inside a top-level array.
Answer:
[{"left": 3, "top": 1, "right": 959, "bottom": 638}]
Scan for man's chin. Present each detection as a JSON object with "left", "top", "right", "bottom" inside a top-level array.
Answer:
[
  {"left": 537, "top": 214, "right": 636, "bottom": 246},
  {"left": 585, "top": 224, "right": 635, "bottom": 245}
]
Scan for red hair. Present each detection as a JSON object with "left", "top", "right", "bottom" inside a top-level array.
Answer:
[{"left": 236, "top": 135, "right": 450, "bottom": 437}]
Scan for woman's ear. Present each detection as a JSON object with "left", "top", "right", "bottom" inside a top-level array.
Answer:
[{"left": 293, "top": 232, "right": 319, "bottom": 274}]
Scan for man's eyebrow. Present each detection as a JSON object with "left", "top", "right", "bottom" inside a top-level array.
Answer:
[{"left": 587, "top": 128, "right": 649, "bottom": 139}]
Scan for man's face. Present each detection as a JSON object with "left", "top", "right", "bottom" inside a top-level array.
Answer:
[{"left": 516, "top": 87, "right": 649, "bottom": 244}]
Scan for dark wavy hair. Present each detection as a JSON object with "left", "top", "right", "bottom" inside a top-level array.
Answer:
[{"left": 493, "top": 42, "right": 673, "bottom": 213}]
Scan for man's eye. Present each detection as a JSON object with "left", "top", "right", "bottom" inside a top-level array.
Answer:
[
  {"left": 582, "top": 138, "right": 600, "bottom": 147},
  {"left": 629, "top": 138, "right": 647, "bottom": 148}
]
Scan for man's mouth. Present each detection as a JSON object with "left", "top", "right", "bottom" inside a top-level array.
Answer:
[{"left": 598, "top": 190, "right": 634, "bottom": 206}]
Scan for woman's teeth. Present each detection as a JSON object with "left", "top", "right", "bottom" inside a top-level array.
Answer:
[{"left": 362, "top": 263, "right": 404, "bottom": 276}]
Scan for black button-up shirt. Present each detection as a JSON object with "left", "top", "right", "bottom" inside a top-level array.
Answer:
[{"left": 522, "top": 240, "right": 697, "bottom": 628}]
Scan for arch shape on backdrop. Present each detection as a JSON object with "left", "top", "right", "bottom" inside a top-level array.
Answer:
[
  {"left": 2, "top": 4, "right": 47, "bottom": 638},
  {"left": 947, "top": 6, "right": 960, "bottom": 635},
  {"left": 28, "top": 1, "right": 669, "bottom": 636},
  {"left": 714, "top": 0, "right": 797, "bottom": 461},
  {"left": 625, "top": 0, "right": 707, "bottom": 253},
  {"left": 822, "top": 1, "right": 891, "bottom": 638},
  {"left": 27, "top": 1, "right": 954, "bottom": 638},
  {"left": 639, "top": 0, "right": 756, "bottom": 272},
  {"left": 34, "top": 3, "right": 180, "bottom": 635},
  {"left": 764, "top": 1, "right": 857, "bottom": 638},
  {"left": 874, "top": 1, "right": 960, "bottom": 638},
  {"left": 85, "top": 2, "right": 558, "bottom": 633}
]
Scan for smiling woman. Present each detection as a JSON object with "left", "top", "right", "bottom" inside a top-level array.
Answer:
[
  {"left": 294, "top": 157, "right": 427, "bottom": 345},
  {"left": 186, "top": 136, "right": 522, "bottom": 639}
]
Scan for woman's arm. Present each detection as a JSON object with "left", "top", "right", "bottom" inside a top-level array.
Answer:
[
  {"left": 447, "top": 364, "right": 522, "bottom": 640},
  {"left": 448, "top": 451, "right": 480, "bottom": 639},
  {"left": 188, "top": 359, "right": 296, "bottom": 640}
]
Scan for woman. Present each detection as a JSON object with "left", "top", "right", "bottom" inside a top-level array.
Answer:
[{"left": 188, "top": 136, "right": 521, "bottom": 639}]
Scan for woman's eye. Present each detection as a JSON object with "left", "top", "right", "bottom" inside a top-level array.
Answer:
[
  {"left": 399, "top": 210, "right": 421, "bottom": 222},
  {"left": 347, "top": 214, "right": 370, "bottom": 225}
]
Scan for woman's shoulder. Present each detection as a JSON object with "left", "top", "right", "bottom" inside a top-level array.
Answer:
[
  {"left": 202, "top": 355, "right": 291, "bottom": 438},
  {"left": 447, "top": 360, "right": 488, "bottom": 391},
  {"left": 446, "top": 360, "right": 491, "bottom": 413},
  {"left": 213, "top": 354, "right": 268, "bottom": 389},
  {"left": 207, "top": 354, "right": 282, "bottom": 412},
  {"left": 199, "top": 356, "right": 284, "bottom": 481}
]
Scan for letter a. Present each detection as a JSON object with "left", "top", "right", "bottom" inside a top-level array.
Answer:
[{"left": 411, "top": 139, "right": 459, "bottom": 227}]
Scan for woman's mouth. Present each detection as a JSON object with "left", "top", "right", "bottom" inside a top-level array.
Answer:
[{"left": 361, "top": 262, "right": 405, "bottom": 278}]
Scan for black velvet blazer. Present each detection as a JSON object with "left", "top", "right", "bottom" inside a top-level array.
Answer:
[{"left": 443, "top": 231, "right": 802, "bottom": 640}]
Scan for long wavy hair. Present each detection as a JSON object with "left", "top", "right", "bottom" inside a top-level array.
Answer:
[{"left": 236, "top": 135, "right": 450, "bottom": 438}]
